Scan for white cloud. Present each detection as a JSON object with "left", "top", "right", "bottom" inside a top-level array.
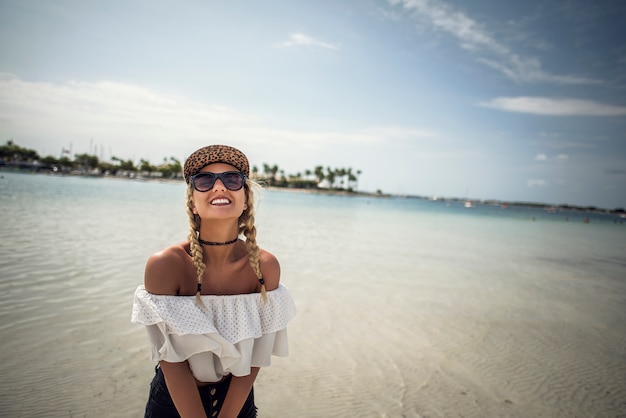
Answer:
[
  {"left": 387, "top": 0, "right": 600, "bottom": 85},
  {"left": 0, "top": 73, "right": 251, "bottom": 153},
  {"left": 481, "top": 96, "right": 626, "bottom": 116},
  {"left": 534, "top": 153, "right": 569, "bottom": 163},
  {"left": 275, "top": 33, "right": 339, "bottom": 50},
  {"left": 527, "top": 179, "right": 547, "bottom": 187},
  {"left": 477, "top": 57, "right": 599, "bottom": 85},
  {"left": 0, "top": 74, "right": 430, "bottom": 162}
]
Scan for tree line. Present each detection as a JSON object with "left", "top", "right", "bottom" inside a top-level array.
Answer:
[
  {"left": 1, "top": 140, "right": 364, "bottom": 191},
  {"left": 253, "top": 163, "right": 362, "bottom": 191},
  {"left": 0, "top": 140, "right": 182, "bottom": 178}
]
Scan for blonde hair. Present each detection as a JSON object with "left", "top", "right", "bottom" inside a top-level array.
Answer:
[{"left": 186, "top": 179, "right": 267, "bottom": 306}]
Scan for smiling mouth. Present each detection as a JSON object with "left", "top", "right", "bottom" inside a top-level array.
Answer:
[{"left": 210, "top": 198, "right": 231, "bottom": 206}]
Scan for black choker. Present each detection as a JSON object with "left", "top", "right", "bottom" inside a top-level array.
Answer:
[{"left": 198, "top": 237, "right": 239, "bottom": 246}]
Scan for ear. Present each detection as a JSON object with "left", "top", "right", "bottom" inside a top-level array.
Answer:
[{"left": 192, "top": 206, "right": 198, "bottom": 214}]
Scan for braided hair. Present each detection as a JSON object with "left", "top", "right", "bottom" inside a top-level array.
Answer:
[{"left": 186, "top": 179, "right": 267, "bottom": 307}]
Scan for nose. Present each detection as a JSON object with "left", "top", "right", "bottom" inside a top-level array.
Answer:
[{"left": 212, "top": 178, "right": 226, "bottom": 191}]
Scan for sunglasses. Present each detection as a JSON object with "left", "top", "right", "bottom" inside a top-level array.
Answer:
[{"left": 191, "top": 171, "right": 246, "bottom": 192}]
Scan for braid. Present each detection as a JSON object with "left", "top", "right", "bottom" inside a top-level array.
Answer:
[
  {"left": 186, "top": 185, "right": 207, "bottom": 307},
  {"left": 240, "top": 179, "right": 267, "bottom": 302}
]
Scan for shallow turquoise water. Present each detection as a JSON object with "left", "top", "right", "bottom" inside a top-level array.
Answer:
[{"left": 1, "top": 172, "right": 625, "bottom": 417}]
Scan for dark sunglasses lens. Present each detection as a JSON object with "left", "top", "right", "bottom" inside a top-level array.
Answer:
[
  {"left": 193, "top": 172, "right": 243, "bottom": 191},
  {"left": 222, "top": 172, "right": 244, "bottom": 190},
  {"left": 193, "top": 174, "right": 216, "bottom": 191}
]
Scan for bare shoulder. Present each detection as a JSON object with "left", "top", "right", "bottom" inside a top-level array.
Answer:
[
  {"left": 144, "top": 242, "right": 190, "bottom": 295},
  {"left": 259, "top": 249, "right": 281, "bottom": 291}
]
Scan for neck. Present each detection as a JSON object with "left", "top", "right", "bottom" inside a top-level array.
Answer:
[
  {"left": 198, "top": 236, "right": 239, "bottom": 246},
  {"left": 196, "top": 221, "right": 240, "bottom": 262},
  {"left": 198, "top": 235, "right": 242, "bottom": 266}
]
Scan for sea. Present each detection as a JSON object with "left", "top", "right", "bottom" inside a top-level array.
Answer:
[{"left": 1, "top": 171, "right": 625, "bottom": 417}]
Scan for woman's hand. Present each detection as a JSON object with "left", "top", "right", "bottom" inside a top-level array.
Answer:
[{"left": 218, "top": 368, "right": 260, "bottom": 418}]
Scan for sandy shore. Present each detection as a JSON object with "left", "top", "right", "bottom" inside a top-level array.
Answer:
[
  {"left": 11, "top": 264, "right": 622, "bottom": 418},
  {"left": 249, "top": 263, "right": 626, "bottom": 417}
]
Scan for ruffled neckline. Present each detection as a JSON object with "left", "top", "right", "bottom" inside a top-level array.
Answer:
[{"left": 132, "top": 284, "right": 296, "bottom": 344}]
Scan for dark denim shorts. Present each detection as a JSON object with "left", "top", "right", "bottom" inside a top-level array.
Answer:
[{"left": 145, "top": 366, "right": 257, "bottom": 418}]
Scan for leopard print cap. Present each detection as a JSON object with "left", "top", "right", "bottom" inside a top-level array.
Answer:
[{"left": 183, "top": 145, "right": 250, "bottom": 183}]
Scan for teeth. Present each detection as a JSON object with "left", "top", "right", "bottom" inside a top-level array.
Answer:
[{"left": 211, "top": 198, "right": 230, "bottom": 205}]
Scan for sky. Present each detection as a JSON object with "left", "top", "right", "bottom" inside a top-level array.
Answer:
[{"left": 1, "top": 0, "right": 625, "bottom": 208}]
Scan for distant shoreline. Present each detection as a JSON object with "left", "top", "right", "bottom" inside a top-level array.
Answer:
[
  {"left": 2, "top": 167, "right": 624, "bottom": 214},
  {"left": 264, "top": 185, "right": 387, "bottom": 199},
  {"left": 262, "top": 185, "right": 625, "bottom": 216}
]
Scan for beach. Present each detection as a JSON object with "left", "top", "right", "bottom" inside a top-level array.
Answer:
[{"left": 1, "top": 172, "right": 625, "bottom": 417}]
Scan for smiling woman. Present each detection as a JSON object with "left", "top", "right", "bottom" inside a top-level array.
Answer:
[{"left": 131, "top": 144, "right": 296, "bottom": 418}]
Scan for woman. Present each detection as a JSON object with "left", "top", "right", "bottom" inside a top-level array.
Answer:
[{"left": 132, "top": 145, "right": 296, "bottom": 417}]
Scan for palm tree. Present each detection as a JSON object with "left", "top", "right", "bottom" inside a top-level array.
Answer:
[
  {"left": 348, "top": 173, "right": 357, "bottom": 191},
  {"left": 326, "top": 167, "right": 336, "bottom": 189},
  {"left": 314, "top": 166, "right": 325, "bottom": 185},
  {"left": 346, "top": 168, "right": 358, "bottom": 191},
  {"left": 270, "top": 164, "right": 279, "bottom": 186},
  {"left": 139, "top": 159, "right": 153, "bottom": 174},
  {"left": 337, "top": 168, "right": 347, "bottom": 189},
  {"left": 168, "top": 157, "right": 182, "bottom": 177}
]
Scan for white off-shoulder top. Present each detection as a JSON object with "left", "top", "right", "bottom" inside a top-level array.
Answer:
[{"left": 131, "top": 284, "right": 296, "bottom": 382}]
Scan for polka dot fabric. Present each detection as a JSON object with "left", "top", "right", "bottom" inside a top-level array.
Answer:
[
  {"left": 132, "top": 284, "right": 296, "bottom": 343},
  {"left": 131, "top": 284, "right": 296, "bottom": 381}
]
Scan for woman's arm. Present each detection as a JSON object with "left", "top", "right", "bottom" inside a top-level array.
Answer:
[
  {"left": 160, "top": 360, "right": 207, "bottom": 418},
  {"left": 218, "top": 368, "right": 260, "bottom": 418},
  {"left": 146, "top": 248, "right": 206, "bottom": 417}
]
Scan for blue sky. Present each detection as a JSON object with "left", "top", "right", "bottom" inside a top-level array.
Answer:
[{"left": 1, "top": 0, "right": 625, "bottom": 208}]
